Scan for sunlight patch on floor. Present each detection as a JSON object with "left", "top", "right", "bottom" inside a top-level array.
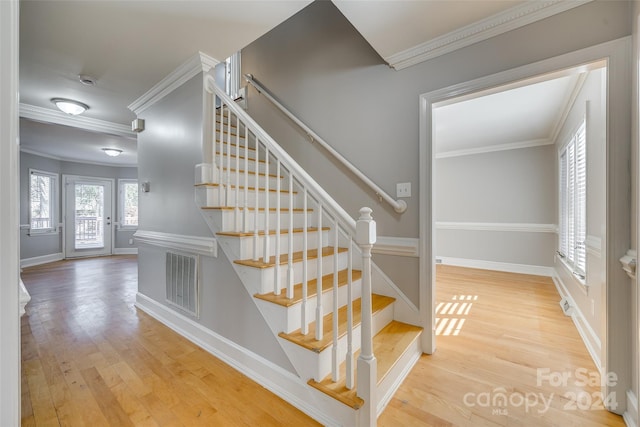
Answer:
[{"left": 435, "top": 294, "right": 477, "bottom": 336}]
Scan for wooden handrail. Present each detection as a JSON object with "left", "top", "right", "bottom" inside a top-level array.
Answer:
[{"left": 244, "top": 74, "right": 407, "bottom": 214}]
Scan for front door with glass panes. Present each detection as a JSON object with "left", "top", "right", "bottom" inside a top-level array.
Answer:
[{"left": 64, "top": 176, "right": 113, "bottom": 258}]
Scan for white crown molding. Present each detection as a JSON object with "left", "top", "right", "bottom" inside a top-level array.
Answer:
[
  {"left": 19, "top": 103, "right": 136, "bottom": 139},
  {"left": 19, "top": 147, "right": 137, "bottom": 168},
  {"left": 436, "top": 221, "right": 557, "bottom": 233},
  {"left": 372, "top": 236, "right": 419, "bottom": 257},
  {"left": 550, "top": 72, "right": 588, "bottom": 143},
  {"left": 128, "top": 51, "right": 220, "bottom": 115},
  {"left": 134, "top": 229, "right": 217, "bottom": 257},
  {"left": 386, "top": 0, "right": 593, "bottom": 70},
  {"left": 436, "top": 138, "right": 552, "bottom": 159}
]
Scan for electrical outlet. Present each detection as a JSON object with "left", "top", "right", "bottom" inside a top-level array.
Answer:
[
  {"left": 591, "top": 299, "right": 595, "bottom": 316},
  {"left": 396, "top": 182, "right": 411, "bottom": 198},
  {"left": 129, "top": 238, "right": 134, "bottom": 245}
]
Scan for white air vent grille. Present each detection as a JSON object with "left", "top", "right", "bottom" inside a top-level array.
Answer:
[{"left": 166, "top": 252, "right": 199, "bottom": 317}]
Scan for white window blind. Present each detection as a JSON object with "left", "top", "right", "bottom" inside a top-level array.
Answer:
[{"left": 559, "top": 120, "right": 586, "bottom": 279}]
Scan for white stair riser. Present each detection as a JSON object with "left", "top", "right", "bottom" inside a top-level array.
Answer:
[
  {"left": 197, "top": 162, "right": 282, "bottom": 188},
  {"left": 215, "top": 154, "right": 270, "bottom": 174},
  {"left": 279, "top": 301, "right": 394, "bottom": 382},
  {"left": 254, "top": 278, "right": 363, "bottom": 335},
  {"left": 196, "top": 186, "right": 299, "bottom": 210},
  {"left": 217, "top": 230, "right": 329, "bottom": 260},
  {"left": 214, "top": 143, "right": 255, "bottom": 159},
  {"left": 199, "top": 209, "right": 314, "bottom": 233},
  {"left": 214, "top": 169, "right": 282, "bottom": 189},
  {"left": 234, "top": 251, "right": 349, "bottom": 295}
]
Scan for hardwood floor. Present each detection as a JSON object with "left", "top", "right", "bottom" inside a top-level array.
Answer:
[
  {"left": 20, "top": 256, "right": 319, "bottom": 426},
  {"left": 378, "top": 265, "right": 626, "bottom": 427},
  {"left": 21, "top": 258, "right": 626, "bottom": 426}
]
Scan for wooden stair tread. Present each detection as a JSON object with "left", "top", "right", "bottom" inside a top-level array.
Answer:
[
  {"left": 255, "top": 269, "right": 362, "bottom": 307},
  {"left": 234, "top": 246, "right": 348, "bottom": 269},
  {"left": 215, "top": 132, "right": 246, "bottom": 140},
  {"left": 195, "top": 182, "right": 296, "bottom": 194},
  {"left": 201, "top": 206, "right": 312, "bottom": 212},
  {"left": 307, "top": 321, "right": 423, "bottom": 409},
  {"left": 278, "top": 294, "right": 395, "bottom": 353}
]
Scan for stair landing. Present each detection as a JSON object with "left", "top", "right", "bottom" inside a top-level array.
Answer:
[{"left": 308, "top": 321, "right": 422, "bottom": 409}]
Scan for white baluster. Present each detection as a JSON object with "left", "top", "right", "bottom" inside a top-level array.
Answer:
[
  {"left": 243, "top": 126, "right": 249, "bottom": 232},
  {"left": 217, "top": 101, "right": 224, "bottom": 206},
  {"left": 274, "top": 160, "right": 281, "bottom": 295},
  {"left": 287, "top": 172, "right": 294, "bottom": 299},
  {"left": 331, "top": 220, "right": 339, "bottom": 382},
  {"left": 226, "top": 106, "right": 232, "bottom": 206},
  {"left": 234, "top": 115, "right": 240, "bottom": 231},
  {"left": 315, "top": 202, "right": 323, "bottom": 340},
  {"left": 346, "top": 234, "right": 354, "bottom": 389},
  {"left": 253, "top": 139, "right": 260, "bottom": 261},
  {"left": 263, "top": 146, "right": 270, "bottom": 263},
  {"left": 356, "top": 207, "right": 376, "bottom": 426},
  {"left": 301, "top": 188, "right": 308, "bottom": 335}
]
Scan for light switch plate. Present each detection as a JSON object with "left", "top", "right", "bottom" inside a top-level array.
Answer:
[{"left": 397, "top": 182, "right": 411, "bottom": 198}]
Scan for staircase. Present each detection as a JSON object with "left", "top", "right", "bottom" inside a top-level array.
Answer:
[{"left": 195, "top": 74, "right": 422, "bottom": 426}]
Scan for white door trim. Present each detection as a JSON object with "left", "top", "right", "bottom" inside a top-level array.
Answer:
[
  {"left": 0, "top": 0, "right": 21, "bottom": 424},
  {"left": 63, "top": 175, "right": 115, "bottom": 258},
  {"left": 419, "top": 36, "right": 631, "bottom": 413}
]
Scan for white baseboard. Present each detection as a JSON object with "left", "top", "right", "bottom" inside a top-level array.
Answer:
[
  {"left": 437, "top": 256, "right": 555, "bottom": 277},
  {"left": 624, "top": 390, "right": 638, "bottom": 427},
  {"left": 20, "top": 252, "right": 64, "bottom": 268},
  {"left": 551, "top": 272, "right": 602, "bottom": 372},
  {"left": 113, "top": 248, "right": 138, "bottom": 255},
  {"left": 134, "top": 292, "right": 346, "bottom": 427}
]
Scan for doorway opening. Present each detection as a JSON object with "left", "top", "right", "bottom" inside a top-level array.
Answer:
[{"left": 419, "top": 38, "right": 631, "bottom": 415}]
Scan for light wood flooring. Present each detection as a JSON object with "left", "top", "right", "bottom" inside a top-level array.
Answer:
[
  {"left": 21, "top": 257, "right": 626, "bottom": 426},
  {"left": 378, "top": 264, "right": 626, "bottom": 427},
  {"left": 20, "top": 256, "right": 319, "bottom": 426}
]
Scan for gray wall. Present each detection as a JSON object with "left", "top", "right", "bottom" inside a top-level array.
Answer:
[
  {"left": 241, "top": 0, "right": 631, "bottom": 304},
  {"left": 435, "top": 145, "right": 556, "bottom": 266},
  {"left": 19, "top": 150, "right": 138, "bottom": 260},
  {"left": 135, "top": 73, "right": 294, "bottom": 372}
]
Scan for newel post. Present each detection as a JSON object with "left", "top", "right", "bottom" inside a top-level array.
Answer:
[{"left": 356, "top": 207, "right": 377, "bottom": 426}]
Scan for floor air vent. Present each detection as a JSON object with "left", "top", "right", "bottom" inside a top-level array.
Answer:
[
  {"left": 166, "top": 251, "right": 199, "bottom": 317},
  {"left": 559, "top": 296, "right": 573, "bottom": 316}
]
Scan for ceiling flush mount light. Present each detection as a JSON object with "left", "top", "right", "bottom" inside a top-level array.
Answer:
[
  {"left": 102, "top": 148, "right": 123, "bottom": 157},
  {"left": 51, "top": 98, "right": 89, "bottom": 115}
]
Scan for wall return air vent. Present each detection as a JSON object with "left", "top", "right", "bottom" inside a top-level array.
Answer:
[{"left": 166, "top": 251, "right": 199, "bottom": 317}]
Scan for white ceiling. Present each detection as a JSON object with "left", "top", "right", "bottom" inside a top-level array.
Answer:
[
  {"left": 18, "top": 0, "right": 593, "bottom": 166},
  {"left": 434, "top": 73, "right": 583, "bottom": 157},
  {"left": 333, "top": 0, "right": 524, "bottom": 60}
]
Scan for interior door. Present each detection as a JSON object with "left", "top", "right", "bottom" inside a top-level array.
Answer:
[{"left": 64, "top": 176, "right": 113, "bottom": 258}]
